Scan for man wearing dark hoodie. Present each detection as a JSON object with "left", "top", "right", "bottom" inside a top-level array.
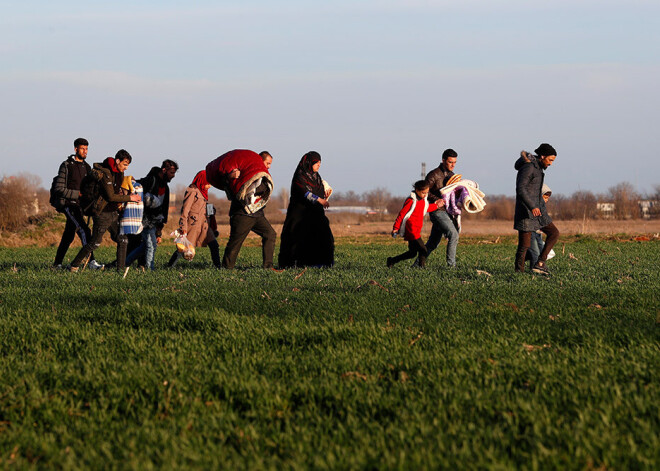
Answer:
[
  {"left": 514, "top": 143, "right": 559, "bottom": 275},
  {"left": 51, "top": 138, "right": 103, "bottom": 270},
  {"left": 69, "top": 150, "right": 141, "bottom": 273},
  {"left": 125, "top": 159, "right": 178, "bottom": 270}
]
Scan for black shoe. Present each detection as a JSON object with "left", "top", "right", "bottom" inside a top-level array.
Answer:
[
  {"left": 532, "top": 261, "right": 550, "bottom": 275},
  {"left": 386, "top": 257, "right": 394, "bottom": 268}
]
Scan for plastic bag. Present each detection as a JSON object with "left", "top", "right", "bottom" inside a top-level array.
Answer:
[{"left": 171, "top": 230, "right": 196, "bottom": 261}]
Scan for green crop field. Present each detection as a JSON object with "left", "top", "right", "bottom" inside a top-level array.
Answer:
[{"left": 0, "top": 238, "right": 658, "bottom": 469}]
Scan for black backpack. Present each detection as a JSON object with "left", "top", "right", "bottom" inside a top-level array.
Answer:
[
  {"left": 79, "top": 172, "right": 102, "bottom": 216},
  {"left": 49, "top": 175, "right": 63, "bottom": 212}
]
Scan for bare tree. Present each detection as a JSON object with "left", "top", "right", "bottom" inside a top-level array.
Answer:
[
  {"left": 332, "top": 190, "right": 362, "bottom": 205},
  {"left": 364, "top": 187, "right": 392, "bottom": 213},
  {"left": 608, "top": 182, "right": 639, "bottom": 219},
  {"left": 551, "top": 191, "right": 597, "bottom": 219},
  {"left": 0, "top": 173, "right": 44, "bottom": 230}
]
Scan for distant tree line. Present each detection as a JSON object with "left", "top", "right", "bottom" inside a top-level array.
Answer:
[
  {"left": 1, "top": 175, "right": 658, "bottom": 232},
  {"left": 467, "top": 182, "right": 660, "bottom": 221}
]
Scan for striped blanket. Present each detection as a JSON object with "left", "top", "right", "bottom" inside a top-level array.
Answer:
[{"left": 120, "top": 182, "right": 144, "bottom": 235}]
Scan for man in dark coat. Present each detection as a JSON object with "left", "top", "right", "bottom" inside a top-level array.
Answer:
[
  {"left": 125, "top": 159, "right": 178, "bottom": 270},
  {"left": 69, "top": 150, "right": 141, "bottom": 273},
  {"left": 424, "top": 148, "right": 460, "bottom": 267},
  {"left": 51, "top": 138, "right": 103, "bottom": 269},
  {"left": 222, "top": 151, "right": 277, "bottom": 269},
  {"left": 514, "top": 143, "right": 560, "bottom": 274}
]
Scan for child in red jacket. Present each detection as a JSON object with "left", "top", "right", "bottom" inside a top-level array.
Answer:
[{"left": 388, "top": 180, "right": 444, "bottom": 268}]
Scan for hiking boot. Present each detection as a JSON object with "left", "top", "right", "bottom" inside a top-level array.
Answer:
[
  {"left": 532, "top": 261, "right": 550, "bottom": 276},
  {"left": 387, "top": 257, "right": 394, "bottom": 268},
  {"left": 88, "top": 260, "right": 105, "bottom": 270}
]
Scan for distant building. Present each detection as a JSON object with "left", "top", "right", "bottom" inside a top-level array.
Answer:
[
  {"left": 596, "top": 202, "right": 615, "bottom": 219},
  {"left": 638, "top": 200, "right": 659, "bottom": 219}
]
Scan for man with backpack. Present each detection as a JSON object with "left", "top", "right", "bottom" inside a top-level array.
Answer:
[
  {"left": 69, "top": 150, "right": 141, "bottom": 274},
  {"left": 50, "top": 138, "right": 104, "bottom": 270}
]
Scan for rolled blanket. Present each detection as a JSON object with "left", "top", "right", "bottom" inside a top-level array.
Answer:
[
  {"left": 440, "top": 179, "right": 487, "bottom": 216},
  {"left": 206, "top": 149, "right": 274, "bottom": 214}
]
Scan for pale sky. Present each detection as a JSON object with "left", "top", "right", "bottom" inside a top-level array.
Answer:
[{"left": 1, "top": 0, "right": 658, "bottom": 198}]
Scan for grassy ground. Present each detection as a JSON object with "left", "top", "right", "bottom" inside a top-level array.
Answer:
[{"left": 0, "top": 238, "right": 658, "bottom": 469}]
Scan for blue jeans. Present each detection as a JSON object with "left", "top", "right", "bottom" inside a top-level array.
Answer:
[
  {"left": 126, "top": 227, "right": 158, "bottom": 270},
  {"left": 426, "top": 209, "right": 459, "bottom": 266},
  {"left": 527, "top": 232, "right": 545, "bottom": 266}
]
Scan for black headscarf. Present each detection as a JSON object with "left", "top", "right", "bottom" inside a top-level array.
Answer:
[{"left": 291, "top": 151, "right": 324, "bottom": 198}]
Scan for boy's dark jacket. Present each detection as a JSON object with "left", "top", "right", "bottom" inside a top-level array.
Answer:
[
  {"left": 139, "top": 167, "right": 170, "bottom": 237},
  {"left": 51, "top": 155, "right": 92, "bottom": 211},
  {"left": 88, "top": 158, "right": 132, "bottom": 215}
]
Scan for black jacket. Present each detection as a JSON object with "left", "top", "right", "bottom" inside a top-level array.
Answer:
[
  {"left": 514, "top": 151, "right": 551, "bottom": 231},
  {"left": 52, "top": 155, "right": 92, "bottom": 209},
  {"left": 90, "top": 159, "right": 132, "bottom": 215},
  {"left": 425, "top": 163, "right": 454, "bottom": 204},
  {"left": 139, "top": 167, "right": 170, "bottom": 236}
]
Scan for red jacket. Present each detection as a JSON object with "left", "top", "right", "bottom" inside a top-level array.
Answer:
[{"left": 392, "top": 194, "right": 438, "bottom": 241}]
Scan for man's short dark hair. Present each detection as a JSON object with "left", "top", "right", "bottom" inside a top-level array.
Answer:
[
  {"left": 74, "top": 138, "right": 89, "bottom": 148},
  {"left": 161, "top": 159, "right": 179, "bottom": 171},
  {"left": 414, "top": 180, "right": 430, "bottom": 191},
  {"left": 442, "top": 149, "right": 458, "bottom": 160},
  {"left": 115, "top": 149, "right": 132, "bottom": 163},
  {"left": 259, "top": 151, "right": 272, "bottom": 160}
]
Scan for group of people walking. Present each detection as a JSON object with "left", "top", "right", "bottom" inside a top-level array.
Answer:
[
  {"left": 388, "top": 143, "right": 559, "bottom": 274},
  {"left": 51, "top": 138, "right": 559, "bottom": 275},
  {"left": 50, "top": 139, "right": 335, "bottom": 274}
]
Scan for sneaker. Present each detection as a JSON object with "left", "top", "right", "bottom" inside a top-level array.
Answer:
[
  {"left": 88, "top": 260, "right": 105, "bottom": 270},
  {"left": 69, "top": 266, "right": 79, "bottom": 273},
  {"left": 532, "top": 261, "right": 550, "bottom": 276},
  {"left": 52, "top": 264, "right": 63, "bottom": 270},
  {"left": 387, "top": 257, "right": 394, "bottom": 268}
]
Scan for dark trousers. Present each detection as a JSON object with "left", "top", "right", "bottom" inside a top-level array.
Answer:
[
  {"left": 222, "top": 213, "right": 276, "bottom": 269},
  {"left": 71, "top": 212, "right": 128, "bottom": 271},
  {"left": 54, "top": 205, "right": 95, "bottom": 265},
  {"left": 391, "top": 238, "right": 428, "bottom": 267},
  {"left": 515, "top": 222, "right": 560, "bottom": 272}
]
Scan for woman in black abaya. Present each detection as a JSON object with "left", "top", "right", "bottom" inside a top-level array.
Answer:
[{"left": 278, "top": 151, "right": 334, "bottom": 268}]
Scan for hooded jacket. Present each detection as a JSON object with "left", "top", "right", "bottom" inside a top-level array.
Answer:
[
  {"left": 514, "top": 151, "right": 552, "bottom": 231},
  {"left": 392, "top": 193, "right": 439, "bottom": 241},
  {"left": 89, "top": 158, "right": 133, "bottom": 215}
]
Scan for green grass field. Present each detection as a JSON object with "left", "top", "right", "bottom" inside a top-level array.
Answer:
[{"left": 1, "top": 238, "right": 658, "bottom": 469}]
